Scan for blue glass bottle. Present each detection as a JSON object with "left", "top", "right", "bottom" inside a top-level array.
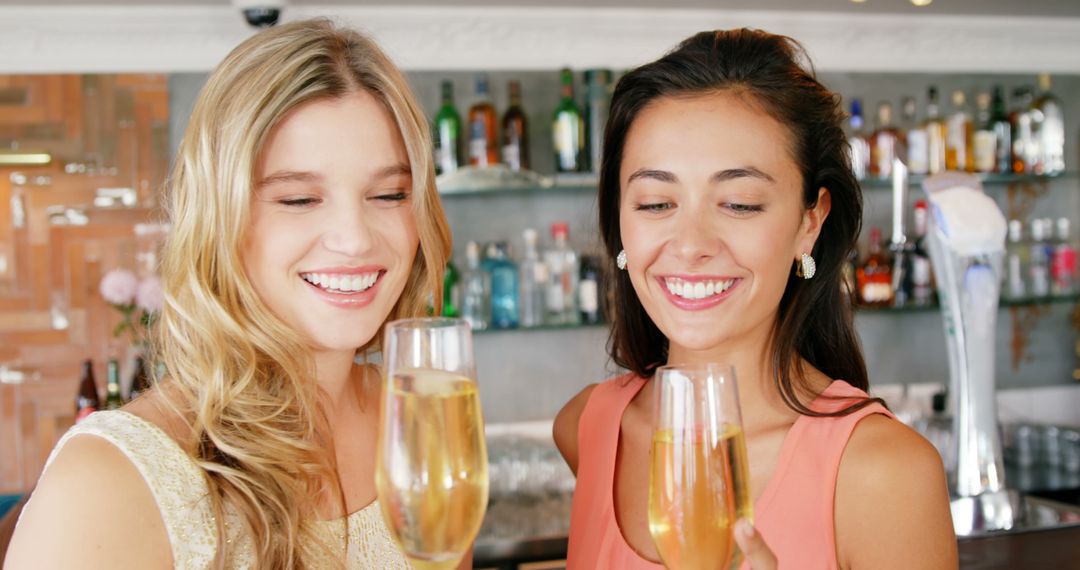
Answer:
[{"left": 486, "top": 241, "right": 519, "bottom": 329}]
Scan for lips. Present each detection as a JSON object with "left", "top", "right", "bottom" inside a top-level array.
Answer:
[
  {"left": 298, "top": 266, "right": 385, "bottom": 308},
  {"left": 657, "top": 275, "right": 740, "bottom": 311}
]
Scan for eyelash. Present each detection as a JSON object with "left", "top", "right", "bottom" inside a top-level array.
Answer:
[
  {"left": 374, "top": 191, "right": 408, "bottom": 202},
  {"left": 633, "top": 202, "right": 764, "bottom": 215},
  {"left": 278, "top": 197, "right": 317, "bottom": 207},
  {"left": 726, "top": 203, "right": 764, "bottom": 215},
  {"left": 634, "top": 202, "right": 672, "bottom": 212},
  {"left": 275, "top": 191, "right": 408, "bottom": 207}
]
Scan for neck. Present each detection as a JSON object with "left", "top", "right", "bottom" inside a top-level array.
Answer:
[{"left": 312, "top": 349, "right": 366, "bottom": 419}]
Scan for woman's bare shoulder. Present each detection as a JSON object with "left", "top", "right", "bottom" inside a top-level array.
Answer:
[
  {"left": 552, "top": 383, "right": 599, "bottom": 476},
  {"left": 4, "top": 429, "right": 173, "bottom": 568},
  {"left": 835, "top": 415, "right": 958, "bottom": 569}
]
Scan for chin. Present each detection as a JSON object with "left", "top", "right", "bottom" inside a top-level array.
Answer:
[{"left": 302, "top": 326, "right": 380, "bottom": 354}]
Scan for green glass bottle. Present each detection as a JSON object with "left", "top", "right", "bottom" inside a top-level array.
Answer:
[
  {"left": 433, "top": 80, "right": 462, "bottom": 176},
  {"left": 442, "top": 260, "right": 461, "bottom": 317},
  {"left": 105, "top": 358, "right": 123, "bottom": 410},
  {"left": 553, "top": 68, "right": 585, "bottom": 173}
]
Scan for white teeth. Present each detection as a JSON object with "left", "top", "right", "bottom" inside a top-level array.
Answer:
[
  {"left": 663, "top": 277, "right": 736, "bottom": 300},
  {"left": 301, "top": 271, "right": 379, "bottom": 294}
]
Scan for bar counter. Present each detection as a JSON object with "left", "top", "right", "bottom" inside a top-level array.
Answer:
[{"left": 474, "top": 463, "right": 1080, "bottom": 570}]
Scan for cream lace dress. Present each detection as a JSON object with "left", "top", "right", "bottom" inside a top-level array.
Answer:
[{"left": 42, "top": 410, "right": 412, "bottom": 569}]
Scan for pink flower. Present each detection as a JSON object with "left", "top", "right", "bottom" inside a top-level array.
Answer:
[
  {"left": 99, "top": 269, "right": 138, "bottom": 306},
  {"left": 136, "top": 276, "right": 163, "bottom": 313}
]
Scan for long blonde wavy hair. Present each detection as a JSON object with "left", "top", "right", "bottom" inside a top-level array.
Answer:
[{"left": 154, "top": 19, "right": 450, "bottom": 567}]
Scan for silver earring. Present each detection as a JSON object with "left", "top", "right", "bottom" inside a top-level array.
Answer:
[
  {"left": 797, "top": 253, "right": 816, "bottom": 280},
  {"left": 616, "top": 250, "right": 628, "bottom": 270}
]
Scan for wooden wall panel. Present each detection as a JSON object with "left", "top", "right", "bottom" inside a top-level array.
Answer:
[{"left": 0, "top": 73, "right": 169, "bottom": 493}]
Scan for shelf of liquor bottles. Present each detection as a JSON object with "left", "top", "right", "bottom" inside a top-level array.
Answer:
[
  {"left": 434, "top": 169, "right": 1079, "bottom": 199},
  {"left": 464, "top": 292, "right": 1080, "bottom": 336},
  {"left": 435, "top": 168, "right": 598, "bottom": 198},
  {"left": 857, "top": 292, "right": 1080, "bottom": 314},
  {"left": 857, "top": 171, "right": 1078, "bottom": 190}
]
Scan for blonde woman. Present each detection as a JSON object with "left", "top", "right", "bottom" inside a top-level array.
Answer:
[{"left": 5, "top": 19, "right": 460, "bottom": 569}]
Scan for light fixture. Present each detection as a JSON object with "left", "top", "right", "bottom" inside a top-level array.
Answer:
[
  {"left": 850, "top": 0, "right": 867, "bottom": 3},
  {"left": 911, "top": 0, "right": 933, "bottom": 6},
  {"left": 0, "top": 150, "right": 52, "bottom": 166}
]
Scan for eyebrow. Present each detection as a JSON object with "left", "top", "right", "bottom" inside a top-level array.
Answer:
[
  {"left": 256, "top": 170, "right": 322, "bottom": 188},
  {"left": 626, "top": 166, "right": 775, "bottom": 186},
  {"left": 374, "top": 163, "right": 412, "bottom": 180},
  {"left": 255, "top": 163, "right": 411, "bottom": 189}
]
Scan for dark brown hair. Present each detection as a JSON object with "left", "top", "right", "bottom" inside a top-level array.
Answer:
[{"left": 600, "top": 28, "right": 879, "bottom": 417}]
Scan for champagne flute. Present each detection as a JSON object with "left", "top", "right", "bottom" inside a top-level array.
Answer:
[
  {"left": 376, "top": 317, "right": 489, "bottom": 570},
  {"left": 648, "top": 363, "right": 752, "bottom": 570}
]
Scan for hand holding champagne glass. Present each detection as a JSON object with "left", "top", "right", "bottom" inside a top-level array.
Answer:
[
  {"left": 376, "top": 318, "right": 489, "bottom": 570},
  {"left": 648, "top": 363, "right": 752, "bottom": 570}
]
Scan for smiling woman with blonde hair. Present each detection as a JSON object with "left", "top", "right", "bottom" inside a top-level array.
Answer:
[{"left": 6, "top": 19, "right": 456, "bottom": 569}]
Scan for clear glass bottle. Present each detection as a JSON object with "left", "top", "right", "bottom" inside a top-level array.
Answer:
[
  {"left": 911, "top": 200, "right": 934, "bottom": 306},
  {"left": 518, "top": 228, "right": 548, "bottom": 328},
  {"left": 460, "top": 241, "right": 491, "bottom": 331},
  {"left": 946, "top": 89, "right": 974, "bottom": 172},
  {"left": 1052, "top": 217, "right": 1077, "bottom": 296},
  {"left": 918, "top": 390, "right": 956, "bottom": 475},
  {"left": 972, "top": 92, "right": 997, "bottom": 174},
  {"left": 1032, "top": 73, "right": 1065, "bottom": 176},
  {"left": 1005, "top": 219, "right": 1029, "bottom": 300},
  {"left": 990, "top": 86, "right": 1013, "bottom": 174},
  {"left": 487, "top": 241, "right": 519, "bottom": 329},
  {"left": 902, "top": 96, "right": 929, "bottom": 175},
  {"left": 584, "top": 69, "right": 613, "bottom": 173},
  {"left": 1010, "top": 87, "right": 1037, "bottom": 174},
  {"left": 544, "top": 222, "right": 580, "bottom": 325},
  {"left": 846, "top": 98, "right": 871, "bottom": 181},
  {"left": 578, "top": 255, "right": 602, "bottom": 325},
  {"left": 1029, "top": 218, "right": 1051, "bottom": 298},
  {"left": 923, "top": 86, "right": 948, "bottom": 175}
]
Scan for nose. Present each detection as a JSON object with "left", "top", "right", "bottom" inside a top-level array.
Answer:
[
  {"left": 670, "top": 207, "right": 720, "bottom": 266},
  {"left": 321, "top": 199, "right": 375, "bottom": 257}
]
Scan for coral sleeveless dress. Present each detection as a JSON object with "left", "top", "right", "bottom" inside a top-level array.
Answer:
[{"left": 567, "top": 374, "right": 893, "bottom": 570}]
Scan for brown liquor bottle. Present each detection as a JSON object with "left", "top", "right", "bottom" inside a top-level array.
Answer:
[
  {"left": 501, "top": 80, "right": 529, "bottom": 171},
  {"left": 128, "top": 355, "right": 151, "bottom": 401},
  {"left": 870, "top": 102, "right": 902, "bottom": 179},
  {"left": 856, "top": 228, "right": 894, "bottom": 307},
  {"left": 75, "top": 359, "right": 101, "bottom": 423},
  {"left": 467, "top": 74, "right": 499, "bottom": 167}
]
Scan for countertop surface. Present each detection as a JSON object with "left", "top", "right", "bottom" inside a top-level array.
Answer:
[{"left": 474, "top": 456, "right": 1080, "bottom": 568}]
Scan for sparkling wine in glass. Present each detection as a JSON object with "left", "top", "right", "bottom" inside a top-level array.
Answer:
[
  {"left": 376, "top": 317, "right": 489, "bottom": 570},
  {"left": 648, "top": 363, "right": 752, "bottom": 570}
]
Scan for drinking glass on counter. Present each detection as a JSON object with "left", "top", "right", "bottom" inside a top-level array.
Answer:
[
  {"left": 376, "top": 318, "right": 489, "bottom": 570},
  {"left": 648, "top": 363, "right": 752, "bottom": 570}
]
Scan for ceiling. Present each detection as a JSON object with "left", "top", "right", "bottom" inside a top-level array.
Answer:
[{"left": 0, "top": 0, "right": 1077, "bottom": 18}]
